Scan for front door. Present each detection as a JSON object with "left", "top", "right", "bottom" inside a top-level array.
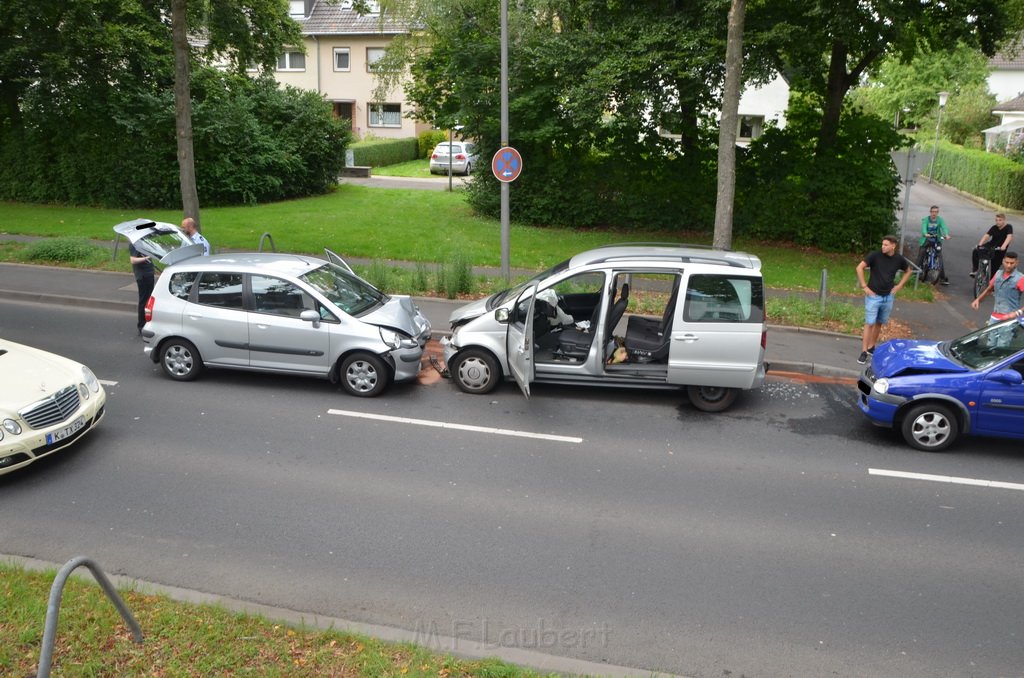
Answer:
[
  {"left": 507, "top": 283, "right": 537, "bottom": 398},
  {"left": 247, "top": 275, "right": 331, "bottom": 376}
]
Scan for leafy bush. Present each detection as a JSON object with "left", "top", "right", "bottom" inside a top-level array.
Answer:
[
  {"left": 436, "top": 251, "right": 474, "bottom": 298},
  {"left": 418, "top": 130, "right": 448, "bottom": 158},
  {"left": 0, "top": 70, "right": 349, "bottom": 208},
  {"left": 349, "top": 138, "right": 419, "bottom": 167}
]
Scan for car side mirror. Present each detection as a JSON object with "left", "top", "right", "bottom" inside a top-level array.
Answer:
[
  {"left": 495, "top": 308, "right": 510, "bottom": 324},
  {"left": 300, "top": 309, "right": 321, "bottom": 327},
  {"left": 988, "top": 368, "right": 1023, "bottom": 386}
]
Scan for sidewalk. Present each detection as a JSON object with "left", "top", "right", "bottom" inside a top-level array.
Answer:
[{"left": 1, "top": 258, "right": 977, "bottom": 381}]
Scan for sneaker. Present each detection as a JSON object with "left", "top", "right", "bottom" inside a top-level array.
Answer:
[
  {"left": 940, "top": 279, "right": 950, "bottom": 285},
  {"left": 866, "top": 346, "right": 875, "bottom": 355},
  {"left": 857, "top": 351, "right": 868, "bottom": 364},
  {"left": 969, "top": 271, "right": 976, "bottom": 278}
]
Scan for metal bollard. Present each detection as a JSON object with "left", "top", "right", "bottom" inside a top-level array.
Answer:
[
  {"left": 819, "top": 268, "right": 828, "bottom": 314},
  {"left": 38, "top": 556, "right": 144, "bottom": 678}
]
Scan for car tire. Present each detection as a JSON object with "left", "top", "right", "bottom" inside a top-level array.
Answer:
[
  {"left": 451, "top": 348, "right": 501, "bottom": 394},
  {"left": 340, "top": 353, "right": 389, "bottom": 397},
  {"left": 686, "top": 385, "right": 738, "bottom": 413},
  {"left": 900, "top": 402, "right": 959, "bottom": 451},
  {"left": 160, "top": 338, "right": 202, "bottom": 381}
]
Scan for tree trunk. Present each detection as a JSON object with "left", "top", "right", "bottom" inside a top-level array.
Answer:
[
  {"left": 816, "top": 41, "right": 850, "bottom": 156},
  {"left": 713, "top": 0, "right": 745, "bottom": 251},
  {"left": 171, "top": 0, "right": 201, "bottom": 228}
]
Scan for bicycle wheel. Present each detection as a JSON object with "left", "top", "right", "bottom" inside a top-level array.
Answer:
[{"left": 973, "top": 259, "right": 990, "bottom": 298}]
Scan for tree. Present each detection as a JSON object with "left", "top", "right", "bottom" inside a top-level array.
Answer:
[
  {"left": 713, "top": 0, "right": 745, "bottom": 250},
  {"left": 753, "top": 0, "right": 1014, "bottom": 156}
]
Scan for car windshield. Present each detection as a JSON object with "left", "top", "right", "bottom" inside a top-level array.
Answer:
[
  {"left": 946, "top": 319, "right": 1024, "bottom": 370},
  {"left": 300, "top": 263, "right": 386, "bottom": 316},
  {"left": 489, "top": 259, "right": 571, "bottom": 309}
]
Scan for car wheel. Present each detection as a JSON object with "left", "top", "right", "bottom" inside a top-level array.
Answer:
[
  {"left": 451, "top": 349, "right": 501, "bottom": 394},
  {"left": 687, "top": 385, "right": 738, "bottom": 413},
  {"left": 160, "top": 338, "right": 202, "bottom": 381},
  {"left": 900, "top": 402, "right": 959, "bottom": 451},
  {"left": 340, "top": 353, "right": 389, "bottom": 397}
]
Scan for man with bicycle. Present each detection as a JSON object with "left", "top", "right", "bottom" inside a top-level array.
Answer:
[
  {"left": 971, "top": 250, "right": 1024, "bottom": 324},
  {"left": 971, "top": 213, "right": 1014, "bottom": 278}
]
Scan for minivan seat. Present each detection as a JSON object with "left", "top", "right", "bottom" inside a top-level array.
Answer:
[{"left": 625, "top": 277, "right": 680, "bottom": 363}]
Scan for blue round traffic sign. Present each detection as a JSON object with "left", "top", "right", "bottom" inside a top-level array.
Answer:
[{"left": 491, "top": 146, "right": 523, "bottom": 183}]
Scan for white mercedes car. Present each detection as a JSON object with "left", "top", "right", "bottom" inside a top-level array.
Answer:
[{"left": 0, "top": 339, "right": 107, "bottom": 476}]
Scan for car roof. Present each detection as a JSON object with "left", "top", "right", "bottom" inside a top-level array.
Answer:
[
  {"left": 169, "top": 252, "right": 329, "bottom": 277},
  {"left": 568, "top": 243, "right": 762, "bottom": 271}
]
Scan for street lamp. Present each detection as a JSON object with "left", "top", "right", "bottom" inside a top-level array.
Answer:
[{"left": 927, "top": 91, "right": 950, "bottom": 184}]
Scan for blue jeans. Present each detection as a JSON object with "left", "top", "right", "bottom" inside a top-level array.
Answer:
[{"left": 864, "top": 293, "right": 894, "bottom": 325}]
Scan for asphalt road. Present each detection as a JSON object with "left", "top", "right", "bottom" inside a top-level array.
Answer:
[{"left": 3, "top": 299, "right": 1024, "bottom": 677}]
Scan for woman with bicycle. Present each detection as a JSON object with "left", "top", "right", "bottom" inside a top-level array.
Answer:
[
  {"left": 971, "top": 213, "right": 1014, "bottom": 279},
  {"left": 971, "top": 251, "right": 1024, "bottom": 325}
]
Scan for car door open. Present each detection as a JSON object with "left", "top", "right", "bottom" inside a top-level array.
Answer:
[{"left": 507, "top": 283, "right": 537, "bottom": 398}]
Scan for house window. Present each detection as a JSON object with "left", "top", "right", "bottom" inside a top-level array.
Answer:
[
  {"left": 288, "top": 0, "right": 305, "bottom": 18},
  {"left": 276, "top": 51, "right": 305, "bottom": 71},
  {"left": 366, "top": 47, "right": 386, "bottom": 72},
  {"left": 738, "top": 115, "right": 764, "bottom": 140},
  {"left": 333, "top": 48, "right": 351, "bottom": 72},
  {"left": 369, "top": 103, "right": 402, "bottom": 128}
]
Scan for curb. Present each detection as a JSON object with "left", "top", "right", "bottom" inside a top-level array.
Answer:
[{"left": 1, "top": 289, "right": 136, "bottom": 314}]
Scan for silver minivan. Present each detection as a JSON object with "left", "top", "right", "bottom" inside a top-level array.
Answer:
[
  {"left": 114, "top": 219, "right": 431, "bottom": 397},
  {"left": 440, "top": 244, "right": 766, "bottom": 411}
]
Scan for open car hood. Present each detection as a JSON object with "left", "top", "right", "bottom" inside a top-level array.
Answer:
[
  {"left": 113, "top": 218, "right": 204, "bottom": 266},
  {"left": 872, "top": 339, "right": 968, "bottom": 378},
  {"left": 361, "top": 295, "right": 431, "bottom": 338}
]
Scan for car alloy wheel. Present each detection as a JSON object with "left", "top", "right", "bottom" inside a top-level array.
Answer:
[{"left": 901, "top": 402, "right": 959, "bottom": 451}]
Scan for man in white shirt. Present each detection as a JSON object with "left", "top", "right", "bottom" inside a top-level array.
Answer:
[{"left": 181, "top": 217, "right": 210, "bottom": 255}]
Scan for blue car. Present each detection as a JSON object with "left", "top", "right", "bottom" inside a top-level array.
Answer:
[{"left": 858, "top": 318, "right": 1024, "bottom": 451}]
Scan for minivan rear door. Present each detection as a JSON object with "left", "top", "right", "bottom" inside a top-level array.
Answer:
[
  {"left": 507, "top": 283, "right": 537, "bottom": 398},
  {"left": 670, "top": 273, "right": 765, "bottom": 389}
]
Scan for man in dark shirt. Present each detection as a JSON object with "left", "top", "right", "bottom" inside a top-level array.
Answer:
[
  {"left": 855, "top": 235, "right": 913, "bottom": 364},
  {"left": 971, "top": 213, "right": 1014, "bottom": 277},
  {"left": 128, "top": 243, "right": 154, "bottom": 335}
]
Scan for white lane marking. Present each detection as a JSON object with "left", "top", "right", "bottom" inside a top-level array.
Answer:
[
  {"left": 327, "top": 409, "right": 583, "bottom": 444},
  {"left": 100, "top": 380, "right": 118, "bottom": 387},
  {"left": 870, "top": 468, "right": 1024, "bottom": 492}
]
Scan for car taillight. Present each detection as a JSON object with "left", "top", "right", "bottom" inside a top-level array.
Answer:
[
  {"left": 761, "top": 330, "right": 767, "bottom": 349},
  {"left": 145, "top": 296, "right": 155, "bottom": 322},
  {"left": 431, "top": 153, "right": 439, "bottom": 159},
  {"left": 455, "top": 153, "right": 467, "bottom": 160}
]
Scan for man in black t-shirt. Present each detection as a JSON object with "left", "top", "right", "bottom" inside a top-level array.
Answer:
[
  {"left": 971, "top": 213, "right": 1014, "bottom": 277},
  {"left": 855, "top": 235, "right": 912, "bottom": 364},
  {"left": 128, "top": 243, "right": 155, "bottom": 335}
]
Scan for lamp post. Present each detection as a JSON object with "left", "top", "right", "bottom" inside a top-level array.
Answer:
[{"left": 927, "top": 91, "right": 949, "bottom": 184}]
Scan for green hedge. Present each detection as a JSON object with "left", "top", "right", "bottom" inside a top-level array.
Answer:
[
  {"left": 348, "top": 137, "right": 419, "bottom": 167},
  {"left": 418, "top": 130, "right": 448, "bottom": 158},
  {"left": 929, "top": 140, "right": 1024, "bottom": 210}
]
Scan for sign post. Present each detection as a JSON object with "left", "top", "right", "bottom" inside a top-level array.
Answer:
[{"left": 889, "top": 149, "right": 933, "bottom": 256}]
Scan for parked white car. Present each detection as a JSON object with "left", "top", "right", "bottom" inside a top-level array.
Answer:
[
  {"left": 440, "top": 244, "right": 766, "bottom": 411},
  {"left": 114, "top": 219, "right": 432, "bottom": 397},
  {"left": 0, "top": 339, "right": 107, "bottom": 476},
  {"left": 429, "top": 141, "right": 478, "bottom": 176}
]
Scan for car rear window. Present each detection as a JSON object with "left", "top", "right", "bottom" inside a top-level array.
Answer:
[{"left": 683, "top": 274, "right": 764, "bottom": 323}]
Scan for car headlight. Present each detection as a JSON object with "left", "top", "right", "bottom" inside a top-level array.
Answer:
[
  {"left": 379, "top": 328, "right": 418, "bottom": 350},
  {"left": 873, "top": 378, "right": 890, "bottom": 395},
  {"left": 3, "top": 418, "right": 21, "bottom": 436},
  {"left": 82, "top": 366, "right": 101, "bottom": 393}
]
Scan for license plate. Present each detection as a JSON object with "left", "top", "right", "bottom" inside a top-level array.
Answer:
[{"left": 46, "top": 416, "right": 85, "bottom": 444}]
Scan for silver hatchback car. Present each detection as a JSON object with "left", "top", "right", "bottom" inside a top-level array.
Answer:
[{"left": 115, "top": 219, "right": 431, "bottom": 397}]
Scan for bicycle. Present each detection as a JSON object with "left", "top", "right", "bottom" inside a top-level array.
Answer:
[
  {"left": 973, "top": 245, "right": 995, "bottom": 298},
  {"left": 918, "top": 236, "right": 944, "bottom": 285}
]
